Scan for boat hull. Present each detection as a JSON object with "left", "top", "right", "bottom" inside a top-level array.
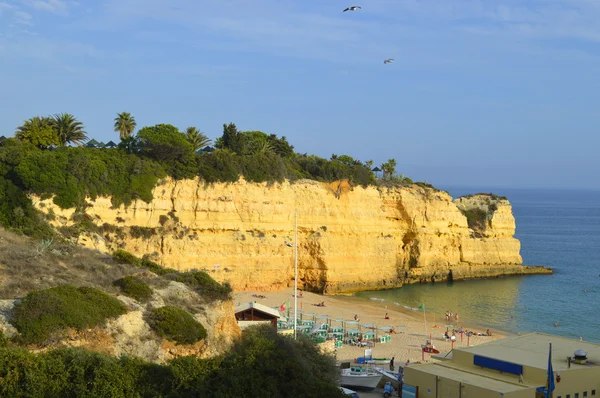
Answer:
[
  {"left": 375, "top": 367, "right": 403, "bottom": 383},
  {"left": 340, "top": 373, "right": 383, "bottom": 391}
]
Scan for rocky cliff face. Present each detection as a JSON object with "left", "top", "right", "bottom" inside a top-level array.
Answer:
[{"left": 31, "top": 178, "right": 550, "bottom": 294}]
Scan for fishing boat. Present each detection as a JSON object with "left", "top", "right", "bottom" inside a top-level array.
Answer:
[{"left": 340, "top": 366, "right": 383, "bottom": 391}]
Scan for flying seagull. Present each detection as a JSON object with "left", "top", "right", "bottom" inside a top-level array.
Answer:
[
  {"left": 384, "top": 58, "right": 394, "bottom": 64},
  {"left": 285, "top": 241, "right": 294, "bottom": 247},
  {"left": 343, "top": 6, "right": 361, "bottom": 12}
]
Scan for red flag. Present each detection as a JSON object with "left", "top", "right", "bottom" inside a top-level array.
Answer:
[{"left": 280, "top": 302, "right": 286, "bottom": 312}]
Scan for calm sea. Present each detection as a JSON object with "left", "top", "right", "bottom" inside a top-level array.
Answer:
[{"left": 355, "top": 187, "right": 600, "bottom": 342}]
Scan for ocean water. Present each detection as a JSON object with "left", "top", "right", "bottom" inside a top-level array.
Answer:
[{"left": 355, "top": 187, "right": 600, "bottom": 342}]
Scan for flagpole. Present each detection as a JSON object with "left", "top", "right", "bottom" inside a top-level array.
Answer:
[
  {"left": 547, "top": 342, "right": 554, "bottom": 398},
  {"left": 294, "top": 210, "right": 298, "bottom": 340},
  {"left": 423, "top": 304, "right": 427, "bottom": 338}
]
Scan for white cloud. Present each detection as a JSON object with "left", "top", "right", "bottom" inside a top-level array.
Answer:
[
  {"left": 19, "top": 0, "right": 68, "bottom": 14},
  {"left": 0, "top": 35, "right": 103, "bottom": 61},
  {"left": 14, "top": 10, "right": 32, "bottom": 25}
]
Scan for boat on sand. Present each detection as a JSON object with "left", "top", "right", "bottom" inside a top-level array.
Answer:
[{"left": 340, "top": 367, "right": 383, "bottom": 391}]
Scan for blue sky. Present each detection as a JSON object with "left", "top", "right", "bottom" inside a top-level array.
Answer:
[{"left": 1, "top": 0, "right": 599, "bottom": 190}]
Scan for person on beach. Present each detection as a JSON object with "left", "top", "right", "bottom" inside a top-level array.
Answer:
[
  {"left": 455, "top": 313, "right": 459, "bottom": 323},
  {"left": 390, "top": 356, "right": 395, "bottom": 371},
  {"left": 384, "top": 312, "right": 390, "bottom": 319}
]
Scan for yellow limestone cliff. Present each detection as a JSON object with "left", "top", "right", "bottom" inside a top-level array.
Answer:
[{"left": 32, "top": 178, "right": 551, "bottom": 294}]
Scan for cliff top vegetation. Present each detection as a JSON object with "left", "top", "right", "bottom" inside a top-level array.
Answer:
[{"left": 0, "top": 112, "right": 441, "bottom": 239}]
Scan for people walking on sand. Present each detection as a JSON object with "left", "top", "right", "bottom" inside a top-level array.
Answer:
[{"left": 390, "top": 356, "right": 395, "bottom": 371}]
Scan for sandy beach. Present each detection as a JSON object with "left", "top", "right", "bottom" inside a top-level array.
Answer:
[{"left": 235, "top": 288, "right": 507, "bottom": 367}]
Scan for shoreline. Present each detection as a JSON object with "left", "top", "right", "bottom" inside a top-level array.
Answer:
[
  {"left": 324, "top": 264, "right": 552, "bottom": 295},
  {"left": 235, "top": 288, "right": 510, "bottom": 365}
]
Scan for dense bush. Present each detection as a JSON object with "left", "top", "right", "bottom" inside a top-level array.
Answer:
[
  {"left": 141, "top": 257, "right": 178, "bottom": 275},
  {"left": 0, "top": 325, "right": 344, "bottom": 397},
  {"left": 147, "top": 306, "right": 207, "bottom": 345},
  {"left": 112, "top": 249, "right": 142, "bottom": 267},
  {"left": 170, "top": 271, "right": 232, "bottom": 301},
  {"left": 460, "top": 208, "right": 489, "bottom": 232},
  {"left": 137, "top": 124, "right": 197, "bottom": 180},
  {"left": 12, "top": 285, "right": 127, "bottom": 344},
  {"left": 294, "top": 154, "right": 374, "bottom": 186},
  {"left": 0, "top": 176, "right": 54, "bottom": 238},
  {"left": 185, "top": 325, "right": 344, "bottom": 397},
  {"left": 0, "top": 347, "right": 172, "bottom": 397},
  {"left": 113, "top": 276, "right": 153, "bottom": 302}
]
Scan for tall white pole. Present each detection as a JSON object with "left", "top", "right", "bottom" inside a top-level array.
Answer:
[
  {"left": 294, "top": 210, "right": 298, "bottom": 340},
  {"left": 423, "top": 304, "right": 427, "bottom": 338}
]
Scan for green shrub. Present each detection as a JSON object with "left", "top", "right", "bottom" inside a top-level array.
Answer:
[
  {"left": 112, "top": 249, "right": 141, "bottom": 267},
  {"left": 141, "top": 257, "right": 178, "bottom": 276},
  {"left": 170, "top": 271, "right": 232, "bottom": 301},
  {"left": 0, "top": 331, "right": 7, "bottom": 348},
  {"left": 148, "top": 306, "right": 207, "bottom": 345},
  {"left": 187, "top": 325, "right": 345, "bottom": 397},
  {"left": 129, "top": 226, "right": 154, "bottom": 239},
  {"left": 12, "top": 285, "right": 127, "bottom": 344},
  {"left": 113, "top": 276, "right": 153, "bottom": 302},
  {"left": 460, "top": 208, "right": 489, "bottom": 232},
  {"left": 0, "top": 324, "right": 345, "bottom": 398}
]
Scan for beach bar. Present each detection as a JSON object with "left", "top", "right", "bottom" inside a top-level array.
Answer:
[
  {"left": 235, "top": 302, "right": 281, "bottom": 330},
  {"left": 403, "top": 332, "right": 600, "bottom": 397}
]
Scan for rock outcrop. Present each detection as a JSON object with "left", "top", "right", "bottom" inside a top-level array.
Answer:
[{"left": 31, "top": 178, "right": 551, "bottom": 294}]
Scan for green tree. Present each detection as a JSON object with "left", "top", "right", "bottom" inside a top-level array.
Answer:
[
  {"left": 114, "top": 112, "right": 137, "bottom": 140},
  {"left": 239, "top": 131, "right": 272, "bottom": 155},
  {"left": 215, "top": 123, "right": 242, "bottom": 153},
  {"left": 137, "top": 124, "right": 193, "bottom": 162},
  {"left": 117, "top": 136, "right": 141, "bottom": 154},
  {"left": 51, "top": 113, "right": 88, "bottom": 147},
  {"left": 184, "top": 127, "right": 211, "bottom": 152},
  {"left": 14, "top": 116, "right": 59, "bottom": 149},
  {"left": 381, "top": 158, "right": 397, "bottom": 177},
  {"left": 365, "top": 160, "right": 374, "bottom": 169}
]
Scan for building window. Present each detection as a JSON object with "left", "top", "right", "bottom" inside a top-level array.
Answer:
[
  {"left": 575, "top": 394, "right": 579, "bottom": 398},
  {"left": 592, "top": 391, "right": 596, "bottom": 396},
  {"left": 584, "top": 392, "right": 588, "bottom": 397},
  {"left": 567, "top": 395, "right": 570, "bottom": 398}
]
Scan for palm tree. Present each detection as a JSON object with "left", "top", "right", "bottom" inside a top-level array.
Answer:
[
  {"left": 381, "top": 158, "right": 397, "bottom": 177},
  {"left": 15, "top": 116, "right": 53, "bottom": 138},
  {"left": 114, "top": 112, "right": 137, "bottom": 140},
  {"left": 254, "top": 139, "right": 273, "bottom": 155},
  {"left": 51, "top": 113, "right": 88, "bottom": 146},
  {"left": 185, "top": 127, "right": 211, "bottom": 152},
  {"left": 15, "top": 116, "right": 58, "bottom": 148}
]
